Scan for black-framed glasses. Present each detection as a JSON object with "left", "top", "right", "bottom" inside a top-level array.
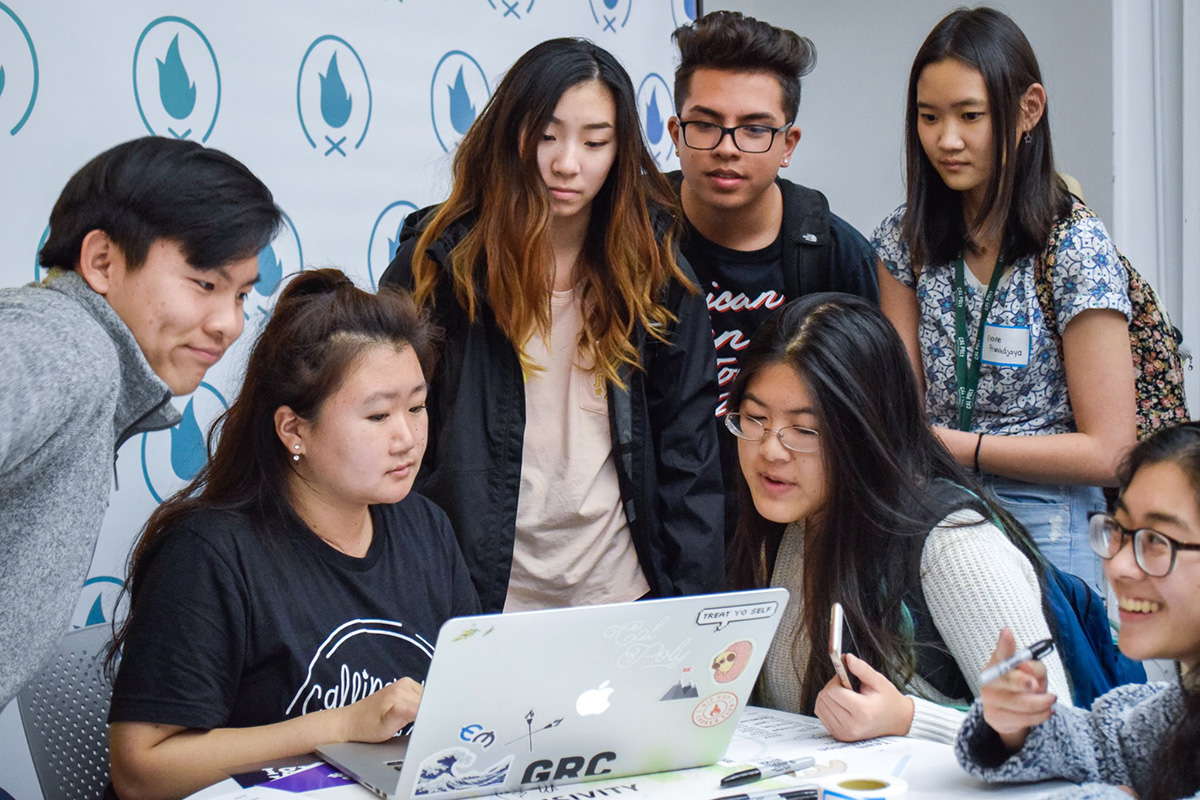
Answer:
[
  {"left": 678, "top": 121, "right": 792, "bottom": 153},
  {"left": 1088, "top": 512, "right": 1200, "bottom": 577},
  {"left": 724, "top": 413, "right": 820, "bottom": 453}
]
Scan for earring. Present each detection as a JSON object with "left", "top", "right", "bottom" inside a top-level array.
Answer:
[
  {"left": 292, "top": 443, "right": 301, "bottom": 462},
  {"left": 782, "top": 158, "right": 790, "bottom": 166},
  {"left": 1023, "top": 132, "right": 1032, "bottom": 144}
]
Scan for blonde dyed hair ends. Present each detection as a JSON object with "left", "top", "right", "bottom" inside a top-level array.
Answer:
[{"left": 410, "top": 38, "right": 692, "bottom": 387}]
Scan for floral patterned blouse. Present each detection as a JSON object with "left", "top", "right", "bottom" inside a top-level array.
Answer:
[{"left": 873, "top": 205, "right": 1131, "bottom": 436}]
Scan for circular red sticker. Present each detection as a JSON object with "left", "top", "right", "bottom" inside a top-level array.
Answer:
[{"left": 692, "top": 691, "right": 738, "bottom": 728}]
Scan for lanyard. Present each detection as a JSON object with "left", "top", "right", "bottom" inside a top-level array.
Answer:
[{"left": 953, "top": 255, "right": 1005, "bottom": 431}]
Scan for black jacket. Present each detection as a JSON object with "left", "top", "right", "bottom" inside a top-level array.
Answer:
[
  {"left": 379, "top": 208, "right": 725, "bottom": 612},
  {"left": 667, "top": 171, "right": 879, "bottom": 302}
]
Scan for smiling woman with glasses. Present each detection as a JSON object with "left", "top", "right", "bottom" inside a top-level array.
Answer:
[
  {"left": 1089, "top": 511, "right": 1200, "bottom": 577},
  {"left": 726, "top": 292, "right": 1067, "bottom": 747},
  {"left": 961, "top": 421, "right": 1200, "bottom": 800}
]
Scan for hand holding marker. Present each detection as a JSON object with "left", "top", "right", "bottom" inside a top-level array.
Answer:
[{"left": 979, "top": 638, "right": 1055, "bottom": 685}]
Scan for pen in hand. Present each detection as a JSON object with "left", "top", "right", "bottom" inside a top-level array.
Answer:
[{"left": 979, "top": 638, "right": 1055, "bottom": 686}]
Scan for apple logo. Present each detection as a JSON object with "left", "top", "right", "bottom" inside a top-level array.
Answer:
[{"left": 575, "top": 681, "right": 614, "bottom": 716}]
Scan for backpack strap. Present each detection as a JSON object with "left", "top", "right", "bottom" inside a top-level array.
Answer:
[{"left": 780, "top": 182, "right": 832, "bottom": 298}]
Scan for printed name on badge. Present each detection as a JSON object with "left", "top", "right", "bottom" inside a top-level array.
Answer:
[{"left": 981, "top": 323, "right": 1031, "bottom": 367}]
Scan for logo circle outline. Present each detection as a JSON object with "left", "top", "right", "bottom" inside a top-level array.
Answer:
[{"left": 132, "top": 16, "right": 222, "bottom": 143}]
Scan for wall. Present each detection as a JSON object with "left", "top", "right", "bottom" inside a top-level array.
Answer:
[{"left": 0, "top": 2, "right": 695, "bottom": 796}]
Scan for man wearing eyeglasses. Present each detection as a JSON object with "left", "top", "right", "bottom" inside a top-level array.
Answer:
[{"left": 667, "top": 11, "right": 878, "bottom": 538}]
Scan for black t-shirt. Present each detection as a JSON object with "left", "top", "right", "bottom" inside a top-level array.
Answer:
[
  {"left": 109, "top": 494, "right": 480, "bottom": 730},
  {"left": 681, "top": 223, "right": 785, "bottom": 416}
]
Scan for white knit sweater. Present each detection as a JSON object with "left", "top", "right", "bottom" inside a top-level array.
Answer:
[{"left": 760, "top": 509, "right": 1072, "bottom": 744}]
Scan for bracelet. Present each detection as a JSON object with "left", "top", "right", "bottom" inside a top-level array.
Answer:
[{"left": 973, "top": 432, "right": 984, "bottom": 474}]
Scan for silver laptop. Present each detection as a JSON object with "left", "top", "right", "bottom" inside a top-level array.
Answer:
[{"left": 317, "top": 588, "right": 788, "bottom": 799}]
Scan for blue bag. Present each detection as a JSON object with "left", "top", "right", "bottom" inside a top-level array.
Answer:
[{"left": 907, "top": 482, "right": 1146, "bottom": 709}]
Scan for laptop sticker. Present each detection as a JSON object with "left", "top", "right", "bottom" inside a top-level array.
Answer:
[
  {"left": 697, "top": 601, "right": 780, "bottom": 632},
  {"left": 604, "top": 615, "right": 692, "bottom": 668},
  {"left": 520, "top": 752, "right": 618, "bottom": 784},
  {"left": 503, "top": 709, "right": 564, "bottom": 750},
  {"left": 413, "top": 748, "right": 514, "bottom": 796},
  {"left": 692, "top": 691, "right": 739, "bottom": 728},
  {"left": 458, "top": 723, "right": 496, "bottom": 749},
  {"left": 711, "top": 640, "right": 754, "bottom": 683},
  {"left": 659, "top": 665, "right": 700, "bottom": 700},
  {"left": 451, "top": 623, "right": 494, "bottom": 641}
]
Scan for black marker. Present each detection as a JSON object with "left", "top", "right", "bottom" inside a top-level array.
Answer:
[
  {"left": 979, "top": 638, "right": 1055, "bottom": 685},
  {"left": 720, "top": 756, "right": 816, "bottom": 788},
  {"left": 712, "top": 787, "right": 819, "bottom": 800}
]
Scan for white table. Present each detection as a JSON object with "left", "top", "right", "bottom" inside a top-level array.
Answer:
[{"left": 186, "top": 707, "right": 1068, "bottom": 799}]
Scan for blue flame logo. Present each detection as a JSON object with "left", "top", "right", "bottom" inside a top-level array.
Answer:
[
  {"left": 448, "top": 67, "right": 475, "bottom": 135},
  {"left": 637, "top": 74, "right": 676, "bottom": 168},
  {"left": 258, "top": 243, "right": 284, "bottom": 297},
  {"left": 142, "top": 382, "right": 228, "bottom": 502},
  {"left": 368, "top": 200, "right": 420, "bottom": 289},
  {"left": 486, "top": 0, "right": 536, "bottom": 18},
  {"left": 71, "top": 576, "right": 125, "bottom": 630},
  {"left": 430, "top": 51, "right": 490, "bottom": 153},
  {"left": 671, "top": 0, "right": 697, "bottom": 25},
  {"left": 133, "top": 17, "right": 220, "bottom": 142},
  {"left": 645, "top": 86, "right": 663, "bottom": 144},
  {"left": 246, "top": 210, "right": 304, "bottom": 319},
  {"left": 298, "top": 36, "right": 372, "bottom": 157},
  {"left": 320, "top": 52, "right": 352, "bottom": 128},
  {"left": 589, "top": 0, "right": 632, "bottom": 32},
  {"left": 0, "top": 2, "right": 39, "bottom": 136},
  {"left": 157, "top": 34, "right": 196, "bottom": 124},
  {"left": 169, "top": 398, "right": 207, "bottom": 481},
  {"left": 388, "top": 218, "right": 405, "bottom": 262}
]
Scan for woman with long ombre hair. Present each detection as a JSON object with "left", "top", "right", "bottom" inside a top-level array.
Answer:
[{"left": 380, "top": 37, "right": 723, "bottom": 613}]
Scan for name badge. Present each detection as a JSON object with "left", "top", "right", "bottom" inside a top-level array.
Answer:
[{"left": 981, "top": 323, "right": 1030, "bottom": 367}]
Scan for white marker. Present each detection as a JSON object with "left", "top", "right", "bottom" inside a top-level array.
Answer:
[{"left": 979, "top": 638, "right": 1055, "bottom": 686}]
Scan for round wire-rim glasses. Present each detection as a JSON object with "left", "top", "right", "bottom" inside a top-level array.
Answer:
[
  {"left": 1088, "top": 511, "right": 1200, "bottom": 577},
  {"left": 678, "top": 121, "right": 792, "bottom": 153},
  {"left": 724, "top": 413, "right": 820, "bottom": 453}
]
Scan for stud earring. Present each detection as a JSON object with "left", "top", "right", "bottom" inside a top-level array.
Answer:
[
  {"left": 1023, "top": 132, "right": 1032, "bottom": 144},
  {"left": 782, "top": 158, "right": 790, "bottom": 166},
  {"left": 293, "top": 454, "right": 300, "bottom": 462}
]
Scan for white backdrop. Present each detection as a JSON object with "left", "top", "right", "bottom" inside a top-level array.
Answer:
[{"left": 0, "top": 2, "right": 694, "bottom": 796}]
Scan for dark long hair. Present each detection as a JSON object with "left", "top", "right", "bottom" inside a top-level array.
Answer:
[
  {"left": 411, "top": 37, "right": 689, "bottom": 387},
  {"left": 107, "top": 269, "right": 438, "bottom": 670},
  {"left": 1120, "top": 422, "right": 1200, "bottom": 800},
  {"left": 726, "top": 293, "right": 1043, "bottom": 713},
  {"left": 901, "top": 7, "right": 1071, "bottom": 268}
]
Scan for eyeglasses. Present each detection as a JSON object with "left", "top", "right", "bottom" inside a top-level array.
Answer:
[
  {"left": 1088, "top": 512, "right": 1200, "bottom": 577},
  {"left": 678, "top": 121, "right": 792, "bottom": 153},
  {"left": 724, "top": 413, "right": 820, "bottom": 453}
]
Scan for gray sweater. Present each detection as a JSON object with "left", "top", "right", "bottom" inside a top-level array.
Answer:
[
  {"left": 0, "top": 269, "right": 180, "bottom": 708},
  {"left": 955, "top": 680, "right": 1197, "bottom": 799}
]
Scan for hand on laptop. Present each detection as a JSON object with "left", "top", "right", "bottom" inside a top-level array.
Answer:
[
  {"left": 337, "top": 676, "right": 425, "bottom": 742},
  {"left": 813, "top": 654, "right": 914, "bottom": 741}
]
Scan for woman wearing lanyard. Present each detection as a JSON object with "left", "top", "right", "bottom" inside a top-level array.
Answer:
[{"left": 874, "top": 8, "right": 1136, "bottom": 589}]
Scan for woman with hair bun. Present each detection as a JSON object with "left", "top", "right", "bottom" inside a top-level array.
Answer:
[{"left": 106, "top": 269, "right": 479, "bottom": 800}]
